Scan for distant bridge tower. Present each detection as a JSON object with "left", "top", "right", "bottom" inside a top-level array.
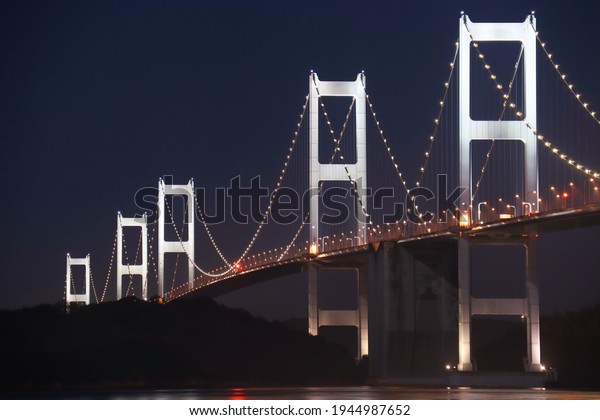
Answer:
[
  {"left": 116, "top": 212, "right": 148, "bottom": 300},
  {"left": 65, "top": 253, "right": 90, "bottom": 311},
  {"left": 157, "top": 178, "right": 195, "bottom": 297},
  {"left": 308, "top": 72, "right": 369, "bottom": 357},
  {"left": 457, "top": 14, "right": 541, "bottom": 372}
]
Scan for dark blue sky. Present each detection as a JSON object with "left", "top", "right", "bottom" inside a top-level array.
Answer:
[{"left": 1, "top": 0, "right": 599, "bottom": 316}]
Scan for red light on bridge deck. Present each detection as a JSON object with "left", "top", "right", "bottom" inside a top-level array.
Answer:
[
  {"left": 229, "top": 388, "right": 246, "bottom": 400},
  {"left": 234, "top": 262, "right": 242, "bottom": 272}
]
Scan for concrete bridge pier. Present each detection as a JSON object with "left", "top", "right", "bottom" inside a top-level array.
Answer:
[{"left": 367, "top": 240, "right": 458, "bottom": 384}]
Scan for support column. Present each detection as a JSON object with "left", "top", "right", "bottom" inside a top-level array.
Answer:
[
  {"left": 457, "top": 237, "right": 473, "bottom": 371},
  {"left": 308, "top": 265, "right": 318, "bottom": 336},
  {"left": 526, "top": 236, "right": 542, "bottom": 371},
  {"left": 366, "top": 242, "right": 390, "bottom": 378},
  {"left": 358, "top": 265, "right": 369, "bottom": 358}
]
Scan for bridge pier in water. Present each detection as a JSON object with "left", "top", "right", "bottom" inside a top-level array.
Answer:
[{"left": 367, "top": 240, "right": 458, "bottom": 383}]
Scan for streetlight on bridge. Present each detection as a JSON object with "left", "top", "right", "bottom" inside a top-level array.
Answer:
[
  {"left": 506, "top": 204, "right": 517, "bottom": 217},
  {"left": 477, "top": 201, "right": 487, "bottom": 224}
]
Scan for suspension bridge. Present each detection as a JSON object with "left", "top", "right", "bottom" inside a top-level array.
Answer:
[{"left": 64, "top": 14, "right": 600, "bottom": 385}]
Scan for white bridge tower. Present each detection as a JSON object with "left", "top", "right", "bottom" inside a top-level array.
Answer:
[
  {"left": 457, "top": 14, "right": 541, "bottom": 372},
  {"left": 65, "top": 253, "right": 90, "bottom": 311},
  {"left": 157, "top": 178, "right": 195, "bottom": 297},
  {"left": 307, "top": 72, "right": 369, "bottom": 357},
  {"left": 116, "top": 212, "right": 148, "bottom": 300}
]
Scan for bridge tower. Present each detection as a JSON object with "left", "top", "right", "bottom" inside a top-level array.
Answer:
[
  {"left": 457, "top": 14, "right": 541, "bottom": 372},
  {"left": 308, "top": 72, "right": 369, "bottom": 357},
  {"left": 116, "top": 212, "right": 148, "bottom": 300},
  {"left": 157, "top": 178, "right": 195, "bottom": 297},
  {"left": 65, "top": 253, "right": 90, "bottom": 311}
]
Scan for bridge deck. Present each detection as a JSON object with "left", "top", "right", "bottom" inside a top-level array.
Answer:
[{"left": 177, "top": 204, "right": 600, "bottom": 301}]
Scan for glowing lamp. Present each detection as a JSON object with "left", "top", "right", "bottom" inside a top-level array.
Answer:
[{"left": 459, "top": 214, "right": 470, "bottom": 228}]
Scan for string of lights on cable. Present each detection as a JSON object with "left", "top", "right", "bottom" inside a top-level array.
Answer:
[
  {"left": 415, "top": 40, "right": 459, "bottom": 188},
  {"left": 534, "top": 26, "right": 600, "bottom": 126},
  {"left": 229, "top": 94, "right": 310, "bottom": 266},
  {"left": 100, "top": 228, "right": 118, "bottom": 303},
  {"left": 118, "top": 214, "right": 140, "bottom": 297},
  {"left": 89, "top": 270, "right": 100, "bottom": 304},
  {"left": 360, "top": 79, "right": 435, "bottom": 229},
  {"left": 159, "top": 180, "right": 230, "bottom": 278}
]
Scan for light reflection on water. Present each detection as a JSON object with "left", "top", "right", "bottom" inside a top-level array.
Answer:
[{"left": 107, "top": 387, "right": 600, "bottom": 400}]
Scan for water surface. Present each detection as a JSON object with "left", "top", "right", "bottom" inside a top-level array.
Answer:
[{"left": 7, "top": 386, "right": 599, "bottom": 400}]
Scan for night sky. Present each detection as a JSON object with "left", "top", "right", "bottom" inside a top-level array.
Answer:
[{"left": 1, "top": 0, "right": 600, "bottom": 318}]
